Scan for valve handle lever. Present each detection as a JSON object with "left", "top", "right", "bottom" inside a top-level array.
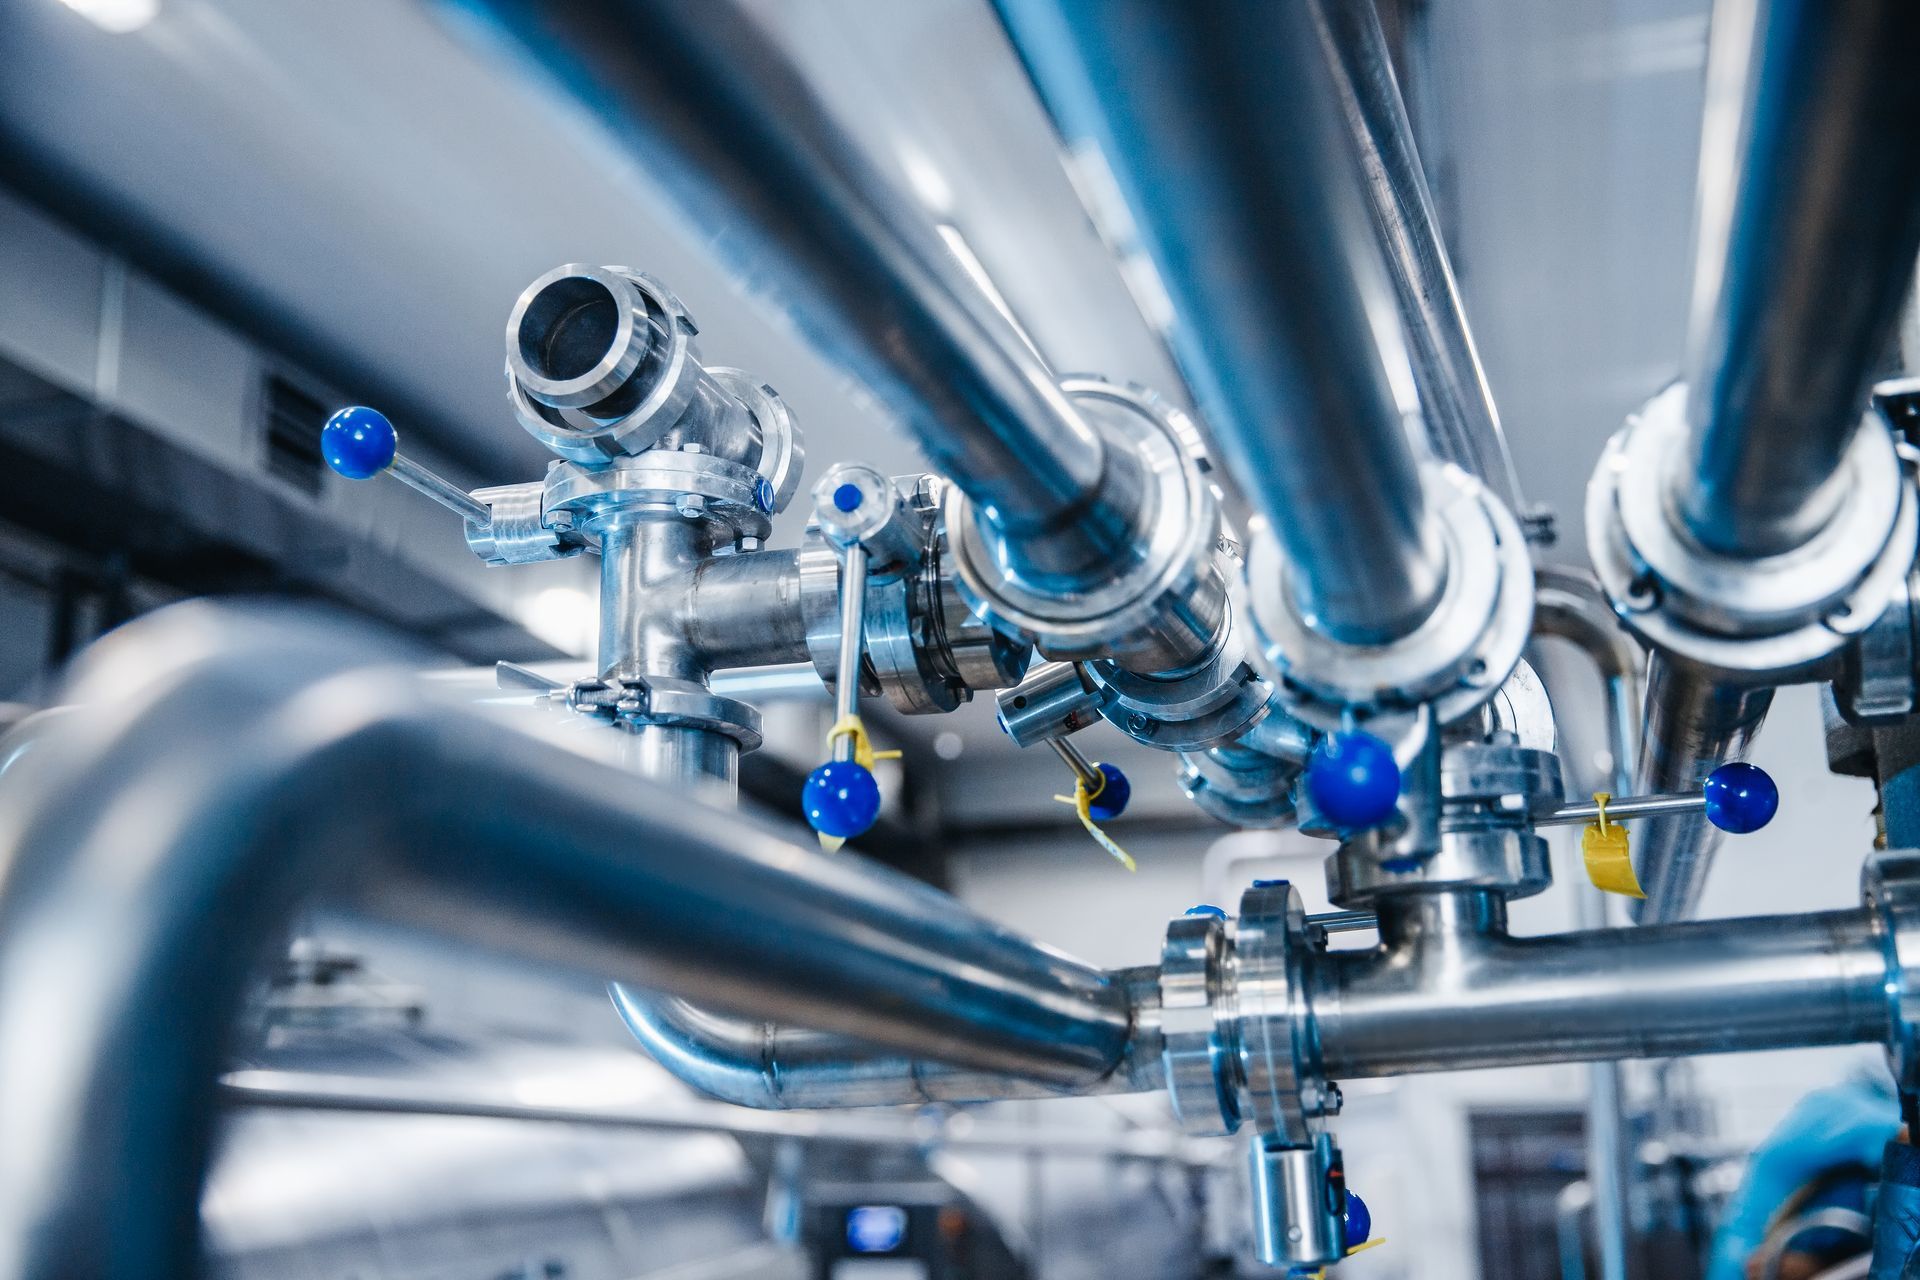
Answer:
[
  {"left": 321, "top": 406, "right": 492, "bottom": 527},
  {"left": 802, "top": 475, "right": 886, "bottom": 843},
  {"left": 1539, "top": 761, "right": 1779, "bottom": 834}
]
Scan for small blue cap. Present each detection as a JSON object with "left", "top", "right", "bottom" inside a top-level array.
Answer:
[
  {"left": 1703, "top": 761, "right": 1778, "bottom": 834},
  {"left": 803, "top": 759, "right": 882, "bottom": 839},
  {"left": 1305, "top": 730, "right": 1401, "bottom": 830},
  {"left": 1250, "top": 878, "right": 1290, "bottom": 890},
  {"left": 755, "top": 476, "right": 776, "bottom": 514},
  {"left": 321, "top": 406, "right": 398, "bottom": 480},
  {"left": 1087, "top": 761, "right": 1130, "bottom": 821},
  {"left": 1343, "top": 1189, "right": 1371, "bottom": 1250},
  {"left": 833, "top": 482, "right": 863, "bottom": 513},
  {"left": 1185, "top": 903, "right": 1227, "bottom": 919}
]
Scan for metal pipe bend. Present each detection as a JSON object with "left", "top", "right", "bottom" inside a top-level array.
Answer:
[{"left": 0, "top": 601, "right": 1135, "bottom": 1280}]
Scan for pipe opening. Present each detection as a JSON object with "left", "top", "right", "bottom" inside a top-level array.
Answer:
[{"left": 518, "top": 275, "right": 626, "bottom": 384}]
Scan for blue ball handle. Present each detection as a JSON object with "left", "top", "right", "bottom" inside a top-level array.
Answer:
[
  {"left": 1305, "top": 730, "right": 1402, "bottom": 830},
  {"left": 1343, "top": 1188, "right": 1372, "bottom": 1249},
  {"left": 1087, "top": 761, "right": 1130, "bottom": 821},
  {"left": 321, "top": 406, "right": 398, "bottom": 480},
  {"left": 803, "top": 759, "right": 882, "bottom": 840},
  {"left": 1703, "top": 761, "right": 1779, "bottom": 834}
]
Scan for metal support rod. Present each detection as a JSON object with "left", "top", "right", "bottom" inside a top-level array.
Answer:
[
  {"left": 1539, "top": 793, "right": 1702, "bottom": 828},
  {"left": 450, "top": 0, "right": 1143, "bottom": 585},
  {"left": 1631, "top": 658, "right": 1773, "bottom": 924},
  {"left": 1312, "top": 896, "right": 1882, "bottom": 1079},
  {"left": 1310, "top": 0, "right": 1527, "bottom": 516},
  {"left": 993, "top": 0, "right": 1447, "bottom": 644},
  {"left": 831, "top": 542, "right": 869, "bottom": 762},
  {"left": 389, "top": 454, "right": 493, "bottom": 527},
  {"left": 1679, "top": 0, "right": 1920, "bottom": 557},
  {"left": 1048, "top": 736, "right": 1102, "bottom": 791},
  {"left": 0, "top": 603, "right": 1136, "bottom": 1279}
]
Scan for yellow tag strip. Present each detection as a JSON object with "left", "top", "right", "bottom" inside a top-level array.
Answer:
[
  {"left": 1581, "top": 791, "right": 1646, "bottom": 898},
  {"left": 818, "top": 714, "right": 902, "bottom": 852},
  {"left": 1301, "top": 1236, "right": 1388, "bottom": 1277},
  {"left": 1051, "top": 769, "right": 1136, "bottom": 872}
]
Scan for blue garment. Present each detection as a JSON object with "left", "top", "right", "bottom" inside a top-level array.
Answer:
[{"left": 1706, "top": 1076, "right": 1900, "bottom": 1280}]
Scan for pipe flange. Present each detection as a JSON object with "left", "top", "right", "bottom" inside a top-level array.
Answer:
[
  {"left": 709, "top": 367, "right": 805, "bottom": 518},
  {"left": 1865, "top": 850, "right": 1920, "bottom": 1093},
  {"left": 567, "top": 675, "right": 765, "bottom": 752},
  {"left": 1242, "top": 462, "right": 1533, "bottom": 731},
  {"left": 507, "top": 266, "right": 706, "bottom": 465},
  {"left": 946, "top": 379, "right": 1227, "bottom": 669},
  {"left": 1439, "top": 742, "right": 1566, "bottom": 824},
  {"left": 1158, "top": 912, "right": 1240, "bottom": 1137},
  {"left": 545, "top": 450, "right": 774, "bottom": 543},
  {"left": 465, "top": 481, "right": 584, "bottom": 565},
  {"left": 1233, "top": 882, "right": 1326, "bottom": 1146},
  {"left": 1326, "top": 827, "right": 1551, "bottom": 907},
  {"left": 1177, "top": 741, "right": 1301, "bottom": 829},
  {"left": 1084, "top": 615, "right": 1273, "bottom": 751},
  {"left": 1588, "top": 384, "right": 1919, "bottom": 679}
]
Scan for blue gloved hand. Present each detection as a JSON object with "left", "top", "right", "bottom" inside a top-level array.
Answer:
[{"left": 1706, "top": 1076, "right": 1901, "bottom": 1280}]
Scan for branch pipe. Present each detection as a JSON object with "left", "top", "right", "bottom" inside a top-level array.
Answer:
[
  {"left": 445, "top": 0, "right": 1141, "bottom": 589},
  {"left": 0, "top": 603, "right": 1135, "bottom": 1280},
  {"left": 1680, "top": 0, "right": 1920, "bottom": 557},
  {"left": 992, "top": 0, "right": 1445, "bottom": 644}
]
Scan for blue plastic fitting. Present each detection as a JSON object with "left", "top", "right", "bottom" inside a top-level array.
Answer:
[
  {"left": 1305, "top": 730, "right": 1401, "bottom": 830},
  {"left": 832, "top": 482, "right": 863, "bottom": 513},
  {"left": 755, "top": 476, "right": 777, "bottom": 514},
  {"left": 1702, "top": 761, "right": 1779, "bottom": 835},
  {"left": 1087, "top": 761, "right": 1130, "bottom": 821},
  {"left": 1185, "top": 904, "right": 1227, "bottom": 919},
  {"left": 1343, "top": 1189, "right": 1372, "bottom": 1250},
  {"left": 803, "top": 759, "right": 882, "bottom": 839},
  {"left": 321, "top": 405, "right": 398, "bottom": 480}
]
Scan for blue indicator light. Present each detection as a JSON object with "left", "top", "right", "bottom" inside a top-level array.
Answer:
[{"left": 846, "top": 1205, "right": 907, "bottom": 1254}]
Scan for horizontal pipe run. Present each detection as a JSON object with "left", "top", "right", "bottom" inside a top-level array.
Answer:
[
  {"left": 1313, "top": 898, "right": 1884, "bottom": 1079},
  {"left": 0, "top": 603, "right": 1134, "bottom": 1279},
  {"left": 1631, "top": 656, "right": 1773, "bottom": 924},
  {"left": 1680, "top": 0, "right": 1920, "bottom": 556},
  {"left": 612, "top": 971, "right": 1165, "bottom": 1111},
  {"left": 217, "top": 1069, "right": 1213, "bottom": 1164},
  {"left": 686, "top": 548, "right": 813, "bottom": 670},
  {"left": 994, "top": 0, "right": 1445, "bottom": 643},
  {"left": 450, "top": 0, "right": 1142, "bottom": 583}
]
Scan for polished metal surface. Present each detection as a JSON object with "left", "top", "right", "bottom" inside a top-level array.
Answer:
[
  {"left": 1248, "top": 1136, "right": 1346, "bottom": 1270},
  {"left": 1313, "top": 895, "right": 1885, "bottom": 1077},
  {"left": 611, "top": 970, "right": 1165, "bottom": 1111},
  {"left": 1630, "top": 657, "right": 1775, "bottom": 924},
  {"left": 1311, "top": 0, "right": 1527, "bottom": 520},
  {"left": 994, "top": 0, "right": 1447, "bottom": 645},
  {"left": 1533, "top": 565, "right": 1644, "bottom": 798},
  {"left": 1679, "top": 0, "right": 1920, "bottom": 558},
  {"left": 453, "top": 0, "right": 1148, "bottom": 591},
  {"left": 0, "top": 602, "right": 1135, "bottom": 1279}
]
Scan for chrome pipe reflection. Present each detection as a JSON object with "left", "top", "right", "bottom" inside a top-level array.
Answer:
[
  {"left": 1680, "top": 0, "right": 1920, "bottom": 556},
  {"left": 446, "top": 0, "right": 1139, "bottom": 586},
  {"left": 993, "top": 0, "right": 1446, "bottom": 643},
  {"left": 0, "top": 603, "right": 1134, "bottom": 1280},
  {"left": 1312, "top": 0, "right": 1527, "bottom": 518}
]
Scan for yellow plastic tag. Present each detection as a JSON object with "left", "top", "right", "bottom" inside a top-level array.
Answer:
[
  {"left": 1051, "top": 769, "right": 1137, "bottom": 872},
  {"left": 1581, "top": 792, "right": 1646, "bottom": 898}
]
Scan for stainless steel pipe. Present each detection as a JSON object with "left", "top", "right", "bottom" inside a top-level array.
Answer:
[
  {"left": 1312, "top": 0, "right": 1527, "bottom": 518},
  {"left": 449, "top": 0, "right": 1140, "bottom": 585},
  {"left": 1311, "top": 893, "right": 1883, "bottom": 1079},
  {"left": 993, "top": 0, "right": 1446, "bottom": 644},
  {"left": 612, "top": 971, "right": 1164, "bottom": 1110},
  {"left": 0, "top": 603, "right": 1135, "bottom": 1279},
  {"left": 1631, "top": 657, "right": 1773, "bottom": 924},
  {"left": 1680, "top": 0, "right": 1920, "bottom": 557}
]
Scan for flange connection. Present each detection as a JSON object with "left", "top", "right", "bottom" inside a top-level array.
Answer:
[
  {"left": 945, "top": 379, "right": 1228, "bottom": 674},
  {"left": 1241, "top": 461, "right": 1534, "bottom": 732},
  {"left": 1866, "top": 850, "right": 1920, "bottom": 1095},
  {"left": 1587, "top": 383, "right": 1918, "bottom": 680}
]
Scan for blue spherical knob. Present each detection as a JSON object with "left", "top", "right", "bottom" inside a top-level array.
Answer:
[
  {"left": 1306, "top": 730, "right": 1401, "bottom": 829},
  {"left": 1343, "top": 1189, "right": 1371, "bottom": 1250},
  {"left": 832, "top": 482, "right": 863, "bottom": 513},
  {"left": 1703, "top": 761, "right": 1778, "bottom": 834},
  {"left": 1087, "top": 761, "right": 1130, "bottom": 821},
  {"left": 803, "top": 759, "right": 881, "bottom": 839},
  {"left": 321, "top": 406, "right": 398, "bottom": 480}
]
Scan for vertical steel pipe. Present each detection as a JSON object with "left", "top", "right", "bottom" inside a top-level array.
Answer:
[
  {"left": 1679, "top": 0, "right": 1920, "bottom": 557},
  {"left": 993, "top": 0, "right": 1446, "bottom": 643},
  {"left": 1312, "top": 0, "right": 1527, "bottom": 517},
  {"left": 447, "top": 0, "right": 1138, "bottom": 584},
  {"left": 1631, "top": 658, "right": 1773, "bottom": 924}
]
